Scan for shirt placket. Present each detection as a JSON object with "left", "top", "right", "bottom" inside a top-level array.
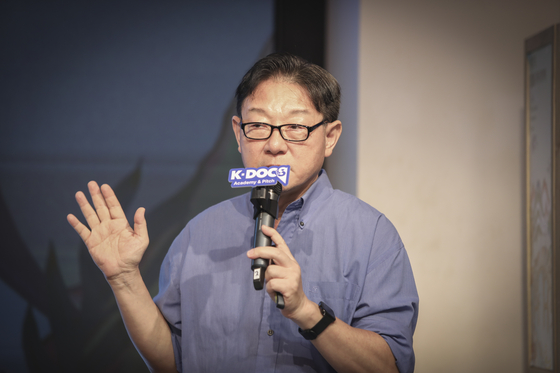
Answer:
[
  {"left": 253, "top": 200, "right": 303, "bottom": 372},
  {"left": 254, "top": 293, "right": 281, "bottom": 372}
]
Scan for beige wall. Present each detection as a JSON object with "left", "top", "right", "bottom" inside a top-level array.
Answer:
[{"left": 329, "top": 0, "right": 560, "bottom": 372}]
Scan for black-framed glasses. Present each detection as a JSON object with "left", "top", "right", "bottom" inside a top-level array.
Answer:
[{"left": 240, "top": 121, "right": 326, "bottom": 142}]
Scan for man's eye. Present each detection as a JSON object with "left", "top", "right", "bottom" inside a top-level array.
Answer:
[{"left": 285, "top": 124, "right": 304, "bottom": 131}]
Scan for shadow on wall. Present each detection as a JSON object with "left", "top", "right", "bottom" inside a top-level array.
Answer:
[
  {"left": 1, "top": 104, "right": 245, "bottom": 372},
  {"left": 0, "top": 0, "right": 274, "bottom": 371}
]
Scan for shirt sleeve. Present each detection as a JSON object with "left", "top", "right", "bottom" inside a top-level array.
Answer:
[
  {"left": 352, "top": 215, "right": 419, "bottom": 373},
  {"left": 153, "top": 227, "right": 189, "bottom": 372}
]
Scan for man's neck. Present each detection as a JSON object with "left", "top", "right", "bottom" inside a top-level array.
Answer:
[{"left": 275, "top": 172, "right": 321, "bottom": 223}]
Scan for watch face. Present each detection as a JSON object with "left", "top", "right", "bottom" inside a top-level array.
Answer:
[{"left": 319, "top": 302, "right": 335, "bottom": 319}]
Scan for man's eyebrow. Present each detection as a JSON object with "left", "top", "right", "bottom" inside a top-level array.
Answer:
[
  {"left": 246, "top": 108, "right": 266, "bottom": 115},
  {"left": 246, "top": 108, "right": 312, "bottom": 116},
  {"left": 287, "top": 109, "right": 311, "bottom": 115}
]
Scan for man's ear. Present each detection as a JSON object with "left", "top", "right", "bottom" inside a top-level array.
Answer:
[
  {"left": 232, "top": 116, "right": 242, "bottom": 153},
  {"left": 324, "top": 120, "right": 342, "bottom": 158}
]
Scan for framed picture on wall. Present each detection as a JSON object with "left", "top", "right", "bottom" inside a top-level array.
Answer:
[{"left": 525, "top": 24, "right": 559, "bottom": 373}]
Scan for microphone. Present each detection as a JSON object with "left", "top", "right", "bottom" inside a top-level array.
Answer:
[{"left": 250, "top": 182, "right": 285, "bottom": 309}]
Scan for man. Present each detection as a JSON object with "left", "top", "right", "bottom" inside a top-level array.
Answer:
[{"left": 68, "top": 53, "right": 418, "bottom": 373}]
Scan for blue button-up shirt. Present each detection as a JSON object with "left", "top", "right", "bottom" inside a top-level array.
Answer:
[{"left": 154, "top": 171, "right": 418, "bottom": 373}]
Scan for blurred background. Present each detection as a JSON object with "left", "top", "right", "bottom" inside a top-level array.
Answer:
[{"left": 1, "top": 0, "right": 559, "bottom": 372}]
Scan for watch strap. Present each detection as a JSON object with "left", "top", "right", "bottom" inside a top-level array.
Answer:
[{"left": 298, "top": 302, "right": 335, "bottom": 340}]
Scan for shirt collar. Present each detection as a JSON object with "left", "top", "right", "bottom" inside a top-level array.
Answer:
[{"left": 285, "top": 169, "right": 333, "bottom": 214}]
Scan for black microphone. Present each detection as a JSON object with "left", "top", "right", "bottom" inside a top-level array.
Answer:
[{"left": 250, "top": 182, "right": 285, "bottom": 309}]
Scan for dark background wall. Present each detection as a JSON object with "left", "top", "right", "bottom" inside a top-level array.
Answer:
[
  {"left": 275, "top": 0, "right": 326, "bottom": 67},
  {"left": 0, "top": 1, "right": 276, "bottom": 371},
  {"left": 0, "top": 0, "right": 329, "bottom": 371}
]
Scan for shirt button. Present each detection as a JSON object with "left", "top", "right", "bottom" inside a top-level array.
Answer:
[
  {"left": 267, "top": 329, "right": 274, "bottom": 336},
  {"left": 299, "top": 221, "right": 305, "bottom": 227}
]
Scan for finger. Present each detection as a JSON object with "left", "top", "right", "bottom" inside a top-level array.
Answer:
[
  {"left": 133, "top": 207, "right": 149, "bottom": 241},
  {"left": 264, "top": 262, "right": 287, "bottom": 282},
  {"left": 266, "top": 277, "right": 285, "bottom": 296},
  {"left": 100, "top": 184, "right": 127, "bottom": 220},
  {"left": 247, "top": 246, "right": 291, "bottom": 268},
  {"left": 265, "top": 278, "right": 292, "bottom": 306},
  {"left": 261, "top": 225, "right": 295, "bottom": 260},
  {"left": 266, "top": 270, "right": 304, "bottom": 314},
  {"left": 88, "top": 181, "right": 112, "bottom": 222},
  {"left": 75, "top": 190, "right": 101, "bottom": 228},
  {"left": 265, "top": 279, "right": 279, "bottom": 302},
  {"left": 247, "top": 246, "right": 279, "bottom": 261},
  {"left": 266, "top": 258, "right": 301, "bottom": 285},
  {"left": 66, "top": 213, "right": 91, "bottom": 243}
]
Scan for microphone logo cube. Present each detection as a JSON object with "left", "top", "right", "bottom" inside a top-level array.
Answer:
[{"left": 228, "top": 166, "right": 290, "bottom": 188}]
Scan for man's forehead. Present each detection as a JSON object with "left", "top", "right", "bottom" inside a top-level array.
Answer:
[{"left": 241, "top": 80, "right": 316, "bottom": 117}]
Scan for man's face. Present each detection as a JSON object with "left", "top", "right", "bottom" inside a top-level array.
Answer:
[{"left": 232, "top": 78, "right": 340, "bottom": 206}]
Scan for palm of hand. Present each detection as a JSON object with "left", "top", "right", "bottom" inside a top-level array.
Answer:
[{"left": 86, "top": 215, "right": 148, "bottom": 280}]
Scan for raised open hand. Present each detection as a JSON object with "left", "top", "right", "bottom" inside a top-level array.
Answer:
[{"left": 67, "top": 181, "right": 149, "bottom": 282}]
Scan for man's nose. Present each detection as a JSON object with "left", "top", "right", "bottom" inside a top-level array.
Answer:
[{"left": 265, "top": 127, "right": 288, "bottom": 153}]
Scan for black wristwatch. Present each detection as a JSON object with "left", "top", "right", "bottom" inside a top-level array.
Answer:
[{"left": 298, "top": 302, "right": 336, "bottom": 340}]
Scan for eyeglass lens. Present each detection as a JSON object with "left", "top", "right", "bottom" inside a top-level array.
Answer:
[{"left": 244, "top": 123, "right": 309, "bottom": 141}]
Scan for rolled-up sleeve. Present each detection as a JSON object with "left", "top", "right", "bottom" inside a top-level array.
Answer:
[{"left": 352, "top": 215, "right": 419, "bottom": 373}]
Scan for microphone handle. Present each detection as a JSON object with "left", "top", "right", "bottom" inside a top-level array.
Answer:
[
  {"left": 252, "top": 211, "right": 285, "bottom": 309},
  {"left": 254, "top": 212, "right": 274, "bottom": 247}
]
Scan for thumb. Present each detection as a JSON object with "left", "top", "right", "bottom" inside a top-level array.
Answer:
[{"left": 133, "top": 207, "right": 149, "bottom": 240}]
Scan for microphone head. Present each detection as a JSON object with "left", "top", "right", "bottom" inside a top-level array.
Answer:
[
  {"left": 271, "top": 181, "right": 282, "bottom": 196},
  {"left": 250, "top": 182, "right": 282, "bottom": 219}
]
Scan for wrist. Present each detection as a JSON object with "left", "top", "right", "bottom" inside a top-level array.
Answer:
[
  {"left": 298, "top": 302, "right": 336, "bottom": 340},
  {"left": 290, "top": 299, "right": 324, "bottom": 330},
  {"left": 106, "top": 267, "right": 143, "bottom": 290}
]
